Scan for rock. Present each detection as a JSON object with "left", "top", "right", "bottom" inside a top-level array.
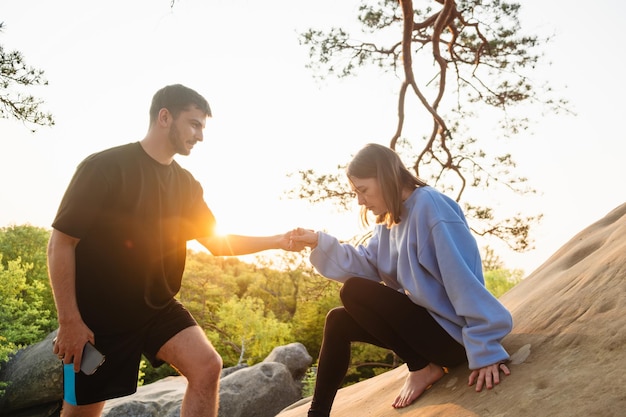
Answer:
[
  {"left": 100, "top": 343, "right": 312, "bottom": 417},
  {"left": 0, "top": 331, "right": 62, "bottom": 416},
  {"left": 218, "top": 362, "right": 302, "bottom": 417},
  {"left": 277, "top": 203, "right": 626, "bottom": 416},
  {"left": 102, "top": 376, "right": 185, "bottom": 417},
  {"left": 220, "top": 363, "right": 247, "bottom": 378},
  {"left": 262, "top": 343, "right": 312, "bottom": 381},
  {"left": 0, "top": 338, "right": 311, "bottom": 417}
]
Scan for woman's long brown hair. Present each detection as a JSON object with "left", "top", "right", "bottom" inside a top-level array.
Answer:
[{"left": 347, "top": 143, "right": 427, "bottom": 228}]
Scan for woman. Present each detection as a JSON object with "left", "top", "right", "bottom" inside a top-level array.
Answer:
[{"left": 291, "top": 143, "right": 512, "bottom": 416}]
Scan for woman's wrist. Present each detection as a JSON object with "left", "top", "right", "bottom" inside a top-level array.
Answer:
[{"left": 310, "top": 231, "right": 319, "bottom": 249}]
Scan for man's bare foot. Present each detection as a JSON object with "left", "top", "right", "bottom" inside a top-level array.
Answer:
[{"left": 392, "top": 363, "right": 446, "bottom": 409}]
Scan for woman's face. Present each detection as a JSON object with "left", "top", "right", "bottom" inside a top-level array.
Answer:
[{"left": 349, "top": 176, "right": 387, "bottom": 216}]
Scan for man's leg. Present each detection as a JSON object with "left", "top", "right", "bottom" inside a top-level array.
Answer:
[
  {"left": 156, "top": 325, "right": 223, "bottom": 417},
  {"left": 60, "top": 401, "right": 105, "bottom": 417}
]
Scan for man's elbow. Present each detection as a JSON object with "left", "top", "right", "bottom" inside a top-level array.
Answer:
[{"left": 198, "top": 236, "right": 225, "bottom": 256}]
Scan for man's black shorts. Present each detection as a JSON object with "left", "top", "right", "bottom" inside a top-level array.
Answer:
[{"left": 63, "top": 299, "right": 197, "bottom": 406}]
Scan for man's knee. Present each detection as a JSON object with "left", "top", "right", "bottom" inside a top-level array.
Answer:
[
  {"left": 182, "top": 349, "right": 222, "bottom": 391},
  {"left": 202, "top": 346, "right": 223, "bottom": 376},
  {"left": 159, "top": 326, "right": 216, "bottom": 362},
  {"left": 173, "top": 337, "right": 223, "bottom": 384}
]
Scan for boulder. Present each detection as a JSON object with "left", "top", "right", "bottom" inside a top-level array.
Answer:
[
  {"left": 102, "top": 376, "right": 185, "bottom": 417},
  {"left": 218, "top": 361, "right": 302, "bottom": 417},
  {"left": 0, "top": 338, "right": 310, "bottom": 417},
  {"left": 0, "top": 331, "right": 62, "bottom": 416},
  {"left": 262, "top": 342, "right": 312, "bottom": 380},
  {"left": 100, "top": 342, "right": 311, "bottom": 417}
]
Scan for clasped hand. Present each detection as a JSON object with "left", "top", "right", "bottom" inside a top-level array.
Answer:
[{"left": 286, "top": 228, "right": 318, "bottom": 251}]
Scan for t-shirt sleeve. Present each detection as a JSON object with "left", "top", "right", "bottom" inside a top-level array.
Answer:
[
  {"left": 182, "top": 180, "right": 217, "bottom": 240},
  {"left": 52, "top": 157, "right": 110, "bottom": 239}
]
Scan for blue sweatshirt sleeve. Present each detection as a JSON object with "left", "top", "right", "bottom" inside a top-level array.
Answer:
[
  {"left": 310, "top": 231, "right": 382, "bottom": 283},
  {"left": 423, "top": 220, "right": 512, "bottom": 369}
]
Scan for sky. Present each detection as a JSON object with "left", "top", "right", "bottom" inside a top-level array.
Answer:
[{"left": 1, "top": 0, "right": 625, "bottom": 275}]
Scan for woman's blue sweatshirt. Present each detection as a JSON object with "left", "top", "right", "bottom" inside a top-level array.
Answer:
[{"left": 310, "top": 186, "right": 512, "bottom": 370}]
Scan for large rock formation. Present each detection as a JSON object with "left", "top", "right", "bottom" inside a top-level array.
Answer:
[
  {"left": 0, "top": 340, "right": 311, "bottom": 417},
  {"left": 101, "top": 342, "right": 311, "bottom": 417},
  {"left": 278, "top": 203, "right": 626, "bottom": 417}
]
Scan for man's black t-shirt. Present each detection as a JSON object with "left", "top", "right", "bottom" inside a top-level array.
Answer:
[{"left": 52, "top": 142, "right": 216, "bottom": 332}]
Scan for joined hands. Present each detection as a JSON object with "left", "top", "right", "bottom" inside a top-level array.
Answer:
[{"left": 287, "top": 228, "right": 318, "bottom": 251}]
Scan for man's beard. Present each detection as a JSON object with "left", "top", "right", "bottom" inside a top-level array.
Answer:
[{"left": 168, "top": 124, "right": 190, "bottom": 156}]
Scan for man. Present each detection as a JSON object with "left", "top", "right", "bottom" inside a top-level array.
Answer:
[{"left": 48, "top": 84, "right": 295, "bottom": 417}]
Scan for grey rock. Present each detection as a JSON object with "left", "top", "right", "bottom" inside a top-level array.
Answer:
[
  {"left": 262, "top": 343, "right": 312, "bottom": 381},
  {"left": 0, "top": 331, "right": 62, "bottom": 415},
  {"left": 102, "top": 376, "right": 185, "bottom": 417},
  {"left": 0, "top": 337, "right": 313, "bottom": 417},
  {"left": 218, "top": 362, "right": 301, "bottom": 417}
]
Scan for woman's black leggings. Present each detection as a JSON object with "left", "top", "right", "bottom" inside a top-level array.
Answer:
[{"left": 308, "top": 277, "right": 466, "bottom": 417}]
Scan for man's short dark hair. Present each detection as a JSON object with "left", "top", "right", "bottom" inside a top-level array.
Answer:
[{"left": 149, "top": 84, "right": 212, "bottom": 125}]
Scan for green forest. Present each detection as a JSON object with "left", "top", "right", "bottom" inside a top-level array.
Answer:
[{"left": 0, "top": 224, "right": 522, "bottom": 390}]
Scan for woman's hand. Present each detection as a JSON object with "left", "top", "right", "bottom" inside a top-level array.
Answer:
[
  {"left": 468, "top": 362, "right": 510, "bottom": 392},
  {"left": 289, "top": 228, "right": 319, "bottom": 250}
]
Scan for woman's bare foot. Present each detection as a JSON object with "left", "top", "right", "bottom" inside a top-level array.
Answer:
[{"left": 392, "top": 363, "right": 446, "bottom": 409}]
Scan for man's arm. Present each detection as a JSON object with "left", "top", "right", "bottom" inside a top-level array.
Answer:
[
  {"left": 197, "top": 232, "right": 299, "bottom": 256},
  {"left": 47, "top": 228, "right": 93, "bottom": 372}
]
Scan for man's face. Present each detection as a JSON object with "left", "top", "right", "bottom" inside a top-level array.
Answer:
[{"left": 168, "top": 107, "right": 207, "bottom": 156}]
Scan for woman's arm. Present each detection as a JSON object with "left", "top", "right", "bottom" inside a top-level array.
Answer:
[{"left": 291, "top": 228, "right": 382, "bottom": 283}]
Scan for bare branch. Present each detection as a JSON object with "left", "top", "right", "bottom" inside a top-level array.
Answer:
[{"left": 294, "top": 0, "right": 570, "bottom": 251}]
